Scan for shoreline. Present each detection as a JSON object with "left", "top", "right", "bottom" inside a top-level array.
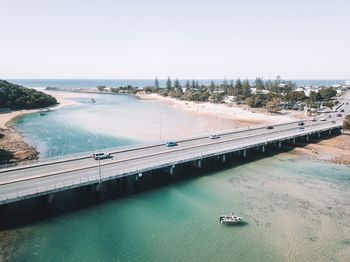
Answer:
[
  {"left": 135, "top": 92, "right": 307, "bottom": 125},
  {"left": 1, "top": 88, "right": 349, "bottom": 166},
  {"left": 0, "top": 90, "right": 82, "bottom": 164}
]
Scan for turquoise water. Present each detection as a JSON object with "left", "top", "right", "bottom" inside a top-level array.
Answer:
[
  {"left": 4, "top": 88, "right": 350, "bottom": 261},
  {"left": 14, "top": 92, "right": 216, "bottom": 159},
  {"left": 7, "top": 157, "right": 350, "bottom": 262}
]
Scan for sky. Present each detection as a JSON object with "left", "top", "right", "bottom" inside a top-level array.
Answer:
[{"left": 0, "top": 0, "right": 349, "bottom": 80}]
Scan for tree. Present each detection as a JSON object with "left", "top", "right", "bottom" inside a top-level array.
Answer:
[
  {"left": 309, "top": 91, "right": 321, "bottom": 102},
  {"left": 0, "top": 80, "right": 57, "bottom": 110},
  {"left": 97, "top": 85, "right": 106, "bottom": 91},
  {"left": 242, "top": 79, "right": 251, "bottom": 98},
  {"left": 234, "top": 78, "right": 242, "bottom": 95},
  {"left": 209, "top": 81, "right": 216, "bottom": 93},
  {"left": 245, "top": 97, "right": 255, "bottom": 107},
  {"left": 266, "top": 98, "right": 281, "bottom": 113},
  {"left": 254, "top": 77, "right": 265, "bottom": 91},
  {"left": 166, "top": 77, "right": 172, "bottom": 90},
  {"left": 319, "top": 87, "right": 337, "bottom": 100},
  {"left": 174, "top": 78, "right": 181, "bottom": 89},
  {"left": 288, "top": 91, "right": 305, "bottom": 102},
  {"left": 154, "top": 78, "right": 160, "bottom": 89},
  {"left": 343, "top": 114, "right": 350, "bottom": 131},
  {"left": 191, "top": 80, "right": 196, "bottom": 89},
  {"left": 185, "top": 80, "right": 191, "bottom": 89}
]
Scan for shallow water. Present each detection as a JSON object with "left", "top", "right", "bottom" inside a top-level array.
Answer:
[
  {"left": 6, "top": 89, "right": 350, "bottom": 261},
  {"left": 5, "top": 157, "right": 350, "bottom": 262},
  {"left": 14, "top": 93, "right": 225, "bottom": 159}
]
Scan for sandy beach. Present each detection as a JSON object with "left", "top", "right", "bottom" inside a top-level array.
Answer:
[
  {"left": 278, "top": 134, "right": 350, "bottom": 166},
  {"left": 0, "top": 90, "right": 84, "bottom": 163},
  {"left": 135, "top": 92, "right": 307, "bottom": 125}
]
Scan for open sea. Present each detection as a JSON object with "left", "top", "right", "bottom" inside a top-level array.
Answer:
[
  {"left": 6, "top": 79, "right": 347, "bottom": 89},
  {"left": 1, "top": 80, "right": 350, "bottom": 261}
]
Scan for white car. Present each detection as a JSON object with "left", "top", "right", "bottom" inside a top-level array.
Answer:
[
  {"left": 209, "top": 134, "right": 220, "bottom": 139},
  {"left": 92, "top": 152, "right": 112, "bottom": 160},
  {"left": 320, "top": 118, "right": 326, "bottom": 121}
]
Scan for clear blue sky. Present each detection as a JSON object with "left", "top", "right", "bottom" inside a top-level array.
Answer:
[{"left": 0, "top": 0, "right": 349, "bottom": 79}]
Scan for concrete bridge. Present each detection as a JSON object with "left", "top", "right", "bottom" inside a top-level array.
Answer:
[{"left": 0, "top": 97, "right": 349, "bottom": 207}]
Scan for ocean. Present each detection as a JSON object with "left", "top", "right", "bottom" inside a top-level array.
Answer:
[{"left": 6, "top": 79, "right": 347, "bottom": 89}]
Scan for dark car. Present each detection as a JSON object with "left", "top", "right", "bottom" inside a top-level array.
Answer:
[
  {"left": 298, "top": 122, "right": 305, "bottom": 126},
  {"left": 340, "top": 109, "right": 344, "bottom": 112},
  {"left": 266, "top": 126, "right": 274, "bottom": 130},
  {"left": 337, "top": 113, "right": 342, "bottom": 117},
  {"left": 166, "top": 141, "right": 178, "bottom": 147}
]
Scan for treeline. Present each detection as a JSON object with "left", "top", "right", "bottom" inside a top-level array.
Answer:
[
  {"left": 144, "top": 77, "right": 338, "bottom": 111},
  {"left": 0, "top": 80, "right": 57, "bottom": 110},
  {"left": 110, "top": 85, "right": 138, "bottom": 94}
]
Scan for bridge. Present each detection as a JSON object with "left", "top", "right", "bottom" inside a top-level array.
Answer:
[{"left": 0, "top": 94, "right": 349, "bottom": 206}]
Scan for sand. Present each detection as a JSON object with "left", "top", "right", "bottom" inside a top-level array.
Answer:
[
  {"left": 135, "top": 92, "right": 306, "bottom": 125},
  {"left": 0, "top": 90, "right": 86, "bottom": 164},
  {"left": 278, "top": 134, "right": 350, "bottom": 166}
]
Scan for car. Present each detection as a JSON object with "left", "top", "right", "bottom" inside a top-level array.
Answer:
[
  {"left": 327, "top": 115, "right": 332, "bottom": 118},
  {"left": 337, "top": 113, "right": 342, "bottom": 117},
  {"left": 331, "top": 120, "right": 336, "bottom": 124},
  {"left": 92, "top": 152, "right": 111, "bottom": 160},
  {"left": 298, "top": 122, "right": 305, "bottom": 126},
  {"left": 346, "top": 102, "right": 348, "bottom": 105},
  {"left": 266, "top": 126, "right": 274, "bottom": 130},
  {"left": 320, "top": 118, "right": 326, "bottom": 121},
  {"left": 298, "top": 127, "right": 304, "bottom": 131},
  {"left": 311, "top": 118, "right": 317, "bottom": 122},
  {"left": 209, "top": 134, "right": 220, "bottom": 139},
  {"left": 166, "top": 141, "right": 177, "bottom": 147},
  {"left": 340, "top": 109, "right": 344, "bottom": 112}
]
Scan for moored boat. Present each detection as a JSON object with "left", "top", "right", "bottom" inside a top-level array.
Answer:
[{"left": 219, "top": 213, "right": 243, "bottom": 225}]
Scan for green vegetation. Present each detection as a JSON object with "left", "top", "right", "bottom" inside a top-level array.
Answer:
[
  {"left": 0, "top": 80, "right": 57, "bottom": 110},
  {"left": 110, "top": 85, "right": 138, "bottom": 94},
  {"left": 144, "top": 76, "right": 339, "bottom": 111}
]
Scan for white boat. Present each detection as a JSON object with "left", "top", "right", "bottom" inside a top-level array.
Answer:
[{"left": 219, "top": 213, "right": 243, "bottom": 225}]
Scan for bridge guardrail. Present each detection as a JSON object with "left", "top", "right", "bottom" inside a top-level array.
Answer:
[{"left": 0, "top": 121, "right": 342, "bottom": 205}]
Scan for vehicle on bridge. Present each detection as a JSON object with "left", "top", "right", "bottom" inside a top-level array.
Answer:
[
  {"left": 320, "top": 118, "right": 326, "bottom": 121},
  {"left": 209, "top": 134, "right": 220, "bottom": 139},
  {"left": 298, "top": 122, "right": 305, "bottom": 126},
  {"left": 92, "top": 152, "right": 112, "bottom": 160},
  {"left": 337, "top": 114, "right": 342, "bottom": 117},
  {"left": 266, "top": 126, "right": 274, "bottom": 130},
  {"left": 166, "top": 141, "right": 178, "bottom": 147}
]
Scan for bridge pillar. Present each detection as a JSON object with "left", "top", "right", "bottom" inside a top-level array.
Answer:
[
  {"left": 47, "top": 194, "right": 54, "bottom": 204},
  {"left": 306, "top": 135, "right": 309, "bottom": 141},
  {"left": 329, "top": 130, "right": 332, "bottom": 135},
  {"left": 262, "top": 145, "right": 265, "bottom": 153},
  {"left": 243, "top": 150, "right": 247, "bottom": 158},
  {"left": 169, "top": 165, "right": 175, "bottom": 176},
  {"left": 278, "top": 141, "right": 282, "bottom": 148},
  {"left": 95, "top": 183, "right": 101, "bottom": 192},
  {"left": 293, "top": 138, "right": 296, "bottom": 144},
  {"left": 222, "top": 154, "right": 226, "bottom": 163},
  {"left": 318, "top": 132, "right": 321, "bottom": 138},
  {"left": 197, "top": 160, "right": 202, "bottom": 168},
  {"left": 135, "top": 173, "right": 143, "bottom": 182}
]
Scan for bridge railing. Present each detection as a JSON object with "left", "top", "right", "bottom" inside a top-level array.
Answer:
[
  {"left": 0, "top": 121, "right": 343, "bottom": 205},
  {"left": 0, "top": 120, "right": 302, "bottom": 170}
]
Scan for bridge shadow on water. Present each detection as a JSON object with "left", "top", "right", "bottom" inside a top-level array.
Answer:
[{"left": 0, "top": 133, "right": 340, "bottom": 230}]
